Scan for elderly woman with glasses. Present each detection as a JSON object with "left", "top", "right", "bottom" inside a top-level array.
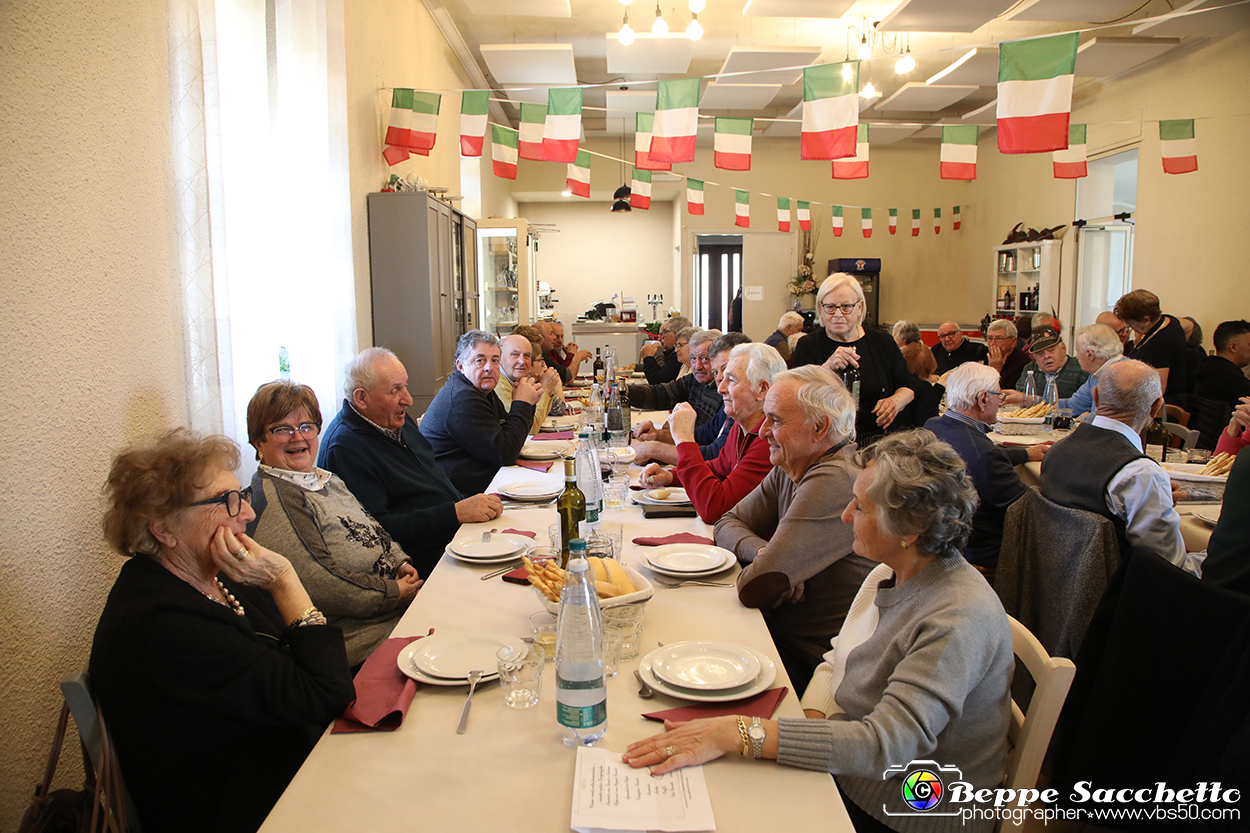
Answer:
[
  {"left": 625, "top": 430, "right": 1013, "bottom": 833},
  {"left": 90, "top": 428, "right": 354, "bottom": 833},
  {"left": 245, "top": 380, "right": 422, "bottom": 668},
  {"left": 792, "top": 273, "right": 918, "bottom": 443}
]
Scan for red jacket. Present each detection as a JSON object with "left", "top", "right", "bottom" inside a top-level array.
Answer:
[
  {"left": 1215, "top": 427, "right": 1250, "bottom": 458},
  {"left": 672, "top": 421, "right": 774, "bottom": 524}
]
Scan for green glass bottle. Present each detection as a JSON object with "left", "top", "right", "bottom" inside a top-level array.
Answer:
[{"left": 557, "top": 458, "right": 586, "bottom": 567}]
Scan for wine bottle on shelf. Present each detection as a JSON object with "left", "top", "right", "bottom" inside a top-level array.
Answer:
[
  {"left": 556, "top": 458, "right": 585, "bottom": 567},
  {"left": 555, "top": 538, "right": 606, "bottom": 747}
]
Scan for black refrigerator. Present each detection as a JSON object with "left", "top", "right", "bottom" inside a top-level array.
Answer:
[{"left": 827, "top": 258, "right": 881, "bottom": 328}]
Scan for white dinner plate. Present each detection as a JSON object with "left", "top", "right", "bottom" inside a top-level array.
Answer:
[
  {"left": 1192, "top": 506, "right": 1221, "bottom": 526},
  {"left": 650, "top": 641, "right": 762, "bottom": 691},
  {"left": 396, "top": 642, "right": 500, "bottom": 686},
  {"left": 406, "top": 631, "right": 526, "bottom": 680},
  {"left": 638, "top": 552, "right": 734, "bottom": 579},
  {"left": 635, "top": 487, "right": 691, "bottom": 506},
  {"left": 447, "top": 533, "right": 531, "bottom": 560},
  {"left": 519, "top": 442, "right": 570, "bottom": 461},
  {"left": 541, "top": 416, "right": 581, "bottom": 432},
  {"left": 644, "top": 544, "right": 732, "bottom": 574},
  {"left": 639, "top": 646, "right": 777, "bottom": 703},
  {"left": 499, "top": 481, "right": 562, "bottom": 501}
]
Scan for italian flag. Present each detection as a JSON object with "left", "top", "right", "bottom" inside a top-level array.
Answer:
[
  {"left": 797, "top": 200, "right": 811, "bottom": 231},
  {"left": 911, "top": 209, "right": 921, "bottom": 237},
  {"left": 1160, "top": 119, "right": 1197, "bottom": 174},
  {"left": 384, "top": 89, "right": 440, "bottom": 165},
  {"left": 861, "top": 208, "right": 873, "bottom": 238},
  {"left": 888, "top": 208, "right": 898, "bottom": 235},
  {"left": 687, "top": 179, "right": 704, "bottom": 215},
  {"left": 459, "top": 91, "right": 489, "bottom": 157},
  {"left": 934, "top": 207, "right": 942, "bottom": 234},
  {"left": 832, "top": 124, "right": 869, "bottom": 179},
  {"left": 777, "top": 198, "right": 791, "bottom": 232},
  {"left": 940, "top": 125, "right": 978, "bottom": 180},
  {"left": 542, "top": 88, "right": 583, "bottom": 163},
  {"left": 953, "top": 205, "right": 962, "bottom": 230},
  {"left": 630, "top": 168, "right": 652, "bottom": 209},
  {"left": 735, "top": 190, "right": 750, "bottom": 228},
  {"left": 714, "top": 117, "right": 753, "bottom": 171},
  {"left": 491, "top": 124, "right": 519, "bottom": 179},
  {"left": 651, "top": 78, "right": 700, "bottom": 163},
  {"left": 518, "top": 103, "right": 547, "bottom": 161},
  {"left": 1052, "top": 123, "right": 1088, "bottom": 178},
  {"left": 831, "top": 205, "right": 844, "bottom": 237},
  {"left": 997, "top": 32, "right": 1078, "bottom": 154},
  {"left": 801, "top": 62, "right": 859, "bottom": 160},
  {"left": 565, "top": 149, "right": 591, "bottom": 198},
  {"left": 635, "top": 113, "right": 670, "bottom": 171}
]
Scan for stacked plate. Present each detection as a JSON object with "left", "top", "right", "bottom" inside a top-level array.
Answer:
[
  {"left": 397, "top": 631, "right": 526, "bottom": 686},
  {"left": 639, "top": 544, "right": 734, "bottom": 579},
  {"left": 1192, "top": 506, "right": 1221, "bottom": 526},
  {"left": 445, "top": 532, "right": 533, "bottom": 565},
  {"left": 498, "top": 481, "right": 562, "bottom": 503},
  {"left": 637, "top": 641, "right": 777, "bottom": 703},
  {"left": 633, "top": 487, "right": 692, "bottom": 506},
  {"left": 540, "top": 415, "right": 581, "bottom": 432},
  {"left": 519, "top": 441, "right": 571, "bottom": 461}
]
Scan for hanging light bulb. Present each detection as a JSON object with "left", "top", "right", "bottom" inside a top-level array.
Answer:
[
  {"left": 652, "top": 3, "right": 668, "bottom": 34},
  {"left": 688, "top": 0, "right": 705, "bottom": 12},
  {"left": 895, "top": 50, "right": 915, "bottom": 74},
  {"left": 619, "top": 0, "right": 632, "bottom": 5},
  {"left": 618, "top": 10, "right": 635, "bottom": 44},
  {"left": 686, "top": 12, "right": 702, "bottom": 40},
  {"left": 857, "top": 36, "right": 872, "bottom": 61},
  {"left": 842, "top": 62, "right": 854, "bottom": 80},
  {"left": 860, "top": 80, "right": 877, "bottom": 99}
]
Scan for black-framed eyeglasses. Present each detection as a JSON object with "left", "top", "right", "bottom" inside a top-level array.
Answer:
[
  {"left": 938, "top": 331, "right": 961, "bottom": 340},
  {"left": 820, "top": 301, "right": 861, "bottom": 315},
  {"left": 267, "top": 422, "right": 320, "bottom": 441},
  {"left": 980, "top": 390, "right": 1008, "bottom": 402},
  {"left": 188, "top": 488, "right": 252, "bottom": 517}
]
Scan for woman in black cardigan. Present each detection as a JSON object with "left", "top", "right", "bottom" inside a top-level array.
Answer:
[
  {"left": 792, "top": 274, "right": 918, "bottom": 443},
  {"left": 90, "top": 429, "right": 354, "bottom": 833}
]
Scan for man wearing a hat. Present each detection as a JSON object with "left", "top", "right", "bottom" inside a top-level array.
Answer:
[{"left": 1007, "top": 325, "right": 1090, "bottom": 402}]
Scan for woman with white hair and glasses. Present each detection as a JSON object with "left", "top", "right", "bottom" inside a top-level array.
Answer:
[
  {"left": 628, "top": 430, "right": 1014, "bottom": 833},
  {"left": 792, "top": 274, "right": 918, "bottom": 443}
]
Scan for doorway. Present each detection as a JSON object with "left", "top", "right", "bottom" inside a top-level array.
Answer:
[
  {"left": 694, "top": 236, "right": 742, "bottom": 331},
  {"left": 1072, "top": 149, "right": 1138, "bottom": 330}
]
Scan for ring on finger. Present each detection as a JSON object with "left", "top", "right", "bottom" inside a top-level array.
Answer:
[
  {"left": 234, "top": 546, "right": 250, "bottom": 561},
  {"left": 664, "top": 745, "right": 676, "bottom": 758}
]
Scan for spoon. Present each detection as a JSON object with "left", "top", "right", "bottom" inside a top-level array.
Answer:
[
  {"left": 634, "top": 669, "right": 655, "bottom": 699},
  {"left": 456, "top": 670, "right": 484, "bottom": 734}
]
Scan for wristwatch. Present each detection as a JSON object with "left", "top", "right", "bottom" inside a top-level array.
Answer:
[{"left": 748, "top": 716, "right": 765, "bottom": 759}]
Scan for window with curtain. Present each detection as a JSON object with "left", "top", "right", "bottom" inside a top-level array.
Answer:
[{"left": 170, "top": 0, "right": 355, "bottom": 468}]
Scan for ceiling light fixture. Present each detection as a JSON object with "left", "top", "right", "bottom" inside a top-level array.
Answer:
[
  {"left": 612, "top": 138, "right": 632, "bottom": 213},
  {"left": 688, "top": 0, "right": 705, "bottom": 11},
  {"left": 895, "top": 50, "right": 915, "bottom": 74},
  {"left": 842, "top": 63, "right": 853, "bottom": 80},
  {"left": 857, "top": 36, "right": 872, "bottom": 61},
  {"left": 618, "top": 10, "right": 635, "bottom": 44},
  {"left": 860, "top": 80, "right": 878, "bottom": 99},
  {"left": 686, "top": 12, "right": 702, "bottom": 40},
  {"left": 652, "top": 2, "right": 668, "bottom": 35}
]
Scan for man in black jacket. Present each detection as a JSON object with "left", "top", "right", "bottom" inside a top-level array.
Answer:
[{"left": 1193, "top": 319, "right": 1250, "bottom": 409}]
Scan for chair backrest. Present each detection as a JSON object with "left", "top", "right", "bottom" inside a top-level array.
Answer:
[
  {"left": 1163, "top": 421, "right": 1199, "bottom": 450},
  {"left": 60, "top": 671, "right": 142, "bottom": 832},
  {"left": 1003, "top": 617, "right": 1076, "bottom": 791},
  {"left": 1165, "top": 403, "right": 1191, "bottom": 427}
]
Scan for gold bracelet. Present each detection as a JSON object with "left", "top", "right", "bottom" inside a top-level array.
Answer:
[{"left": 735, "top": 716, "right": 751, "bottom": 758}]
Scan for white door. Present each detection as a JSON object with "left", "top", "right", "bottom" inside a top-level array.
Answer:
[{"left": 1073, "top": 223, "right": 1134, "bottom": 330}]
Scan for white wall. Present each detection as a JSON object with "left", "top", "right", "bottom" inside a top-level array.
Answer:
[{"left": 0, "top": 0, "right": 186, "bottom": 825}]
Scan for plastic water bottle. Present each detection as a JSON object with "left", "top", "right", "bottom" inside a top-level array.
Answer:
[
  {"left": 1043, "top": 377, "right": 1059, "bottom": 431},
  {"left": 605, "top": 382, "right": 629, "bottom": 449},
  {"left": 555, "top": 540, "right": 607, "bottom": 747},
  {"left": 574, "top": 430, "right": 602, "bottom": 532},
  {"left": 585, "top": 383, "right": 603, "bottom": 430},
  {"left": 1023, "top": 370, "right": 1037, "bottom": 407}
]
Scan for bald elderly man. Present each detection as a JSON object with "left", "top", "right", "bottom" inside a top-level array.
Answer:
[
  {"left": 496, "top": 333, "right": 562, "bottom": 433},
  {"left": 932, "top": 321, "right": 989, "bottom": 376}
]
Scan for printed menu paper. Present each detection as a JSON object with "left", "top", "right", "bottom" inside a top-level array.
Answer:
[{"left": 571, "top": 746, "right": 716, "bottom": 832}]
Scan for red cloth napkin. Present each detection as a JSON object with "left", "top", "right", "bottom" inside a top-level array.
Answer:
[
  {"left": 539, "top": 430, "right": 576, "bottom": 440},
  {"left": 642, "top": 687, "right": 788, "bottom": 723},
  {"left": 501, "top": 528, "right": 537, "bottom": 538},
  {"left": 516, "top": 459, "right": 554, "bottom": 473},
  {"left": 632, "top": 532, "right": 715, "bottom": 547},
  {"left": 332, "top": 630, "right": 433, "bottom": 733}
]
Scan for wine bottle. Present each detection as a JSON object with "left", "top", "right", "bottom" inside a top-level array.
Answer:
[
  {"left": 1144, "top": 417, "right": 1170, "bottom": 463},
  {"left": 556, "top": 458, "right": 586, "bottom": 568},
  {"left": 592, "top": 348, "right": 604, "bottom": 383},
  {"left": 842, "top": 364, "right": 861, "bottom": 410}
]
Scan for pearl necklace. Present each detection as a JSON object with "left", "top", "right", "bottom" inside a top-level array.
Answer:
[{"left": 206, "top": 578, "right": 246, "bottom": 617}]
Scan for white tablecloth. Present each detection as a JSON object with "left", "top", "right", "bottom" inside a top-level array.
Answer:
[{"left": 259, "top": 457, "right": 851, "bottom": 832}]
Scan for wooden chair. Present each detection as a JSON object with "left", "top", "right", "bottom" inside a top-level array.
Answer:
[
  {"left": 996, "top": 617, "right": 1076, "bottom": 833},
  {"left": 1165, "top": 403, "right": 1191, "bottom": 427},
  {"left": 60, "top": 671, "right": 141, "bottom": 832},
  {"left": 1163, "top": 421, "right": 1199, "bottom": 450}
]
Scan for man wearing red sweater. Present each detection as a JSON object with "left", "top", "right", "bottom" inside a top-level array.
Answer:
[{"left": 639, "top": 342, "right": 786, "bottom": 523}]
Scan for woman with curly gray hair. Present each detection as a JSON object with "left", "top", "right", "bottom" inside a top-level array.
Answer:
[{"left": 625, "top": 429, "right": 1014, "bottom": 833}]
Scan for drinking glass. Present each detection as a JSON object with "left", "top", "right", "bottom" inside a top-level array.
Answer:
[
  {"left": 602, "top": 604, "right": 645, "bottom": 660},
  {"left": 496, "top": 645, "right": 543, "bottom": 708},
  {"left": 529, "top": 612, "right": 557, "bottom": 661},
  {"left": 601, "top": 622, "right": 625, "bottom": 678}
]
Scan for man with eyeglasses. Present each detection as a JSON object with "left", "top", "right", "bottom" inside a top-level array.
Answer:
[
  {"left": 926, "top": 363, "right": 1049, "bottom": 576},
  {"left": 640, "top": 316, "right": 691, "bottom": 384},
  {"left": 933, "top": 321, "right": 989, "bottom": 376},
  {"left": 1096, "top": 311, "right": 1134, "bottom": 351},
  {"left": 985, "top": 318, "right": 1032, "bottom": 390}
]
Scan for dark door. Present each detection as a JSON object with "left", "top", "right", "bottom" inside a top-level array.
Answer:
[{"left": 697, "top": 243, "right": 742, "bottom": 331}]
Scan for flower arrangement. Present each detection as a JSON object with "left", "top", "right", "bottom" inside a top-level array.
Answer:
[{"left": 788, "top": 228, "right": 819, "bottom": 296}]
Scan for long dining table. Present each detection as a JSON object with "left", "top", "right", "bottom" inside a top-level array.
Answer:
[{"left": 259, "top": 423, "right": 853, "bottom": 832}]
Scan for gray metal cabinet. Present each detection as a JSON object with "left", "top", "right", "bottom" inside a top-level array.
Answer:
[{"left": 367, "top": 191, "right": 477, "bottom": 413}]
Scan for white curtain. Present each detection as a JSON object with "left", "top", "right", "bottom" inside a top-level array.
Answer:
[{"left": 170, "top": 0, "right": 355, "bottom": 469}]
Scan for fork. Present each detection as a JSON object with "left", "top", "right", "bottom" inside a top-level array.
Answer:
[{"left": 651, "top": 576, "right": 734, "bottom": 588}]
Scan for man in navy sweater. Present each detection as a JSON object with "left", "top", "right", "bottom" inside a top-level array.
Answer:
[
  {"left": 318, "top": 347, "right": 502, "bottom": 577},
  {"left": 926, "top": 362, "right": 1049, "bottom": 574}
]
